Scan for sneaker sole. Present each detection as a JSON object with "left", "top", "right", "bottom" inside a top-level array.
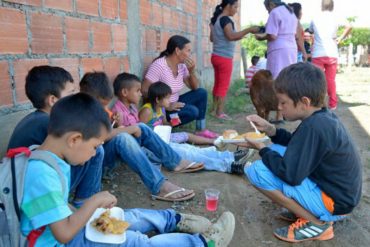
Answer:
[{"left": 273, "top": 226, "right": 334, "bottom": 243}]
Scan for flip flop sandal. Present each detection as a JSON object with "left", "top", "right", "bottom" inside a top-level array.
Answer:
[
  {"left": 173, "top": 162, "right": 204, "bottom": 173},
  {"left": 215, "top": 113, "right": 232, "bottom": 121},
  {"left": 151, "top": 188, "right": 195, "bottom": 202}
]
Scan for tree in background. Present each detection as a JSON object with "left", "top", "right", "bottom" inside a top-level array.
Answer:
[
  {"left": 338, "top": 17, "right": 370, "bottom": 66},
  {"left": 241, "top": 23, "right": 267, "bottom": 70}
]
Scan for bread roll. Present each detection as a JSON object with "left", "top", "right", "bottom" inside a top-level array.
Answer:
[{"left": 223, "top": 130, "right": 238, "bottom": 139}]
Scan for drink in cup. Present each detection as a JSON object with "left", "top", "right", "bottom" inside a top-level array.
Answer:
[
  {"left": 205, "top": 188, "right": 220, "bottom": 212},
  {"left": 170, "top": 113, "right": 181, "bottom": 126}
]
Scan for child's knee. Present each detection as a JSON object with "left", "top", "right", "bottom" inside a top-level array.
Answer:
[{"left": 244, "top": 161, "right": 282, "bottom": 191}]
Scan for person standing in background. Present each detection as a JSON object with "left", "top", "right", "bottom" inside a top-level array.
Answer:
[
  {"left": 309, "top": 0, "right": 352, "bottom": 110},
  {"left": 288, "top": 2, "right": 308, "bottom": 62},
  {"left": 255, "top": 0, "right": 298, "bottom": 80},
  {"left": 210, "top": 0, "right": 259, "bottom": 121}
]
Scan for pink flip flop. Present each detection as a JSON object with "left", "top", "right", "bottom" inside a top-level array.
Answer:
[
  {"left": 196, "top": 129, "right": 219, "bottom": 139},
  {"left": 216, "top": 113, "right": 232, "bottom": 121}
]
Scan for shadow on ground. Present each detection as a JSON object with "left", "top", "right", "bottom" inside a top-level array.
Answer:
[{"left": 105, "top": 68, "right": 370, "bottom": 246}]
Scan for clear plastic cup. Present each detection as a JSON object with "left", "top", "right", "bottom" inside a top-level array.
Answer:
[{"left": 204, "top": 188, "right": 220, "bottom": 212}]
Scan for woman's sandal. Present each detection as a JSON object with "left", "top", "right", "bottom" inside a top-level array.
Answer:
[
  {"left": 151, "top": 188, "right": 195, "bottom": 202},
  {"left": 173, "top": 162, "right": 204, "bottom": 173}
]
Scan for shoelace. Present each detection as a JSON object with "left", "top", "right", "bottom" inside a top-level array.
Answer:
[{"left": 289, "top": 218, "right": 309, "bottom": 231}]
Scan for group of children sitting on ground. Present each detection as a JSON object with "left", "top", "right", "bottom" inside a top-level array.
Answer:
[{"left": 4, "top": 62, "right": 362, "bottom": 246}]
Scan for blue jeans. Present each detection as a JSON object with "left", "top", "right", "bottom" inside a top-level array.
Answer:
[
  {"left": 66, "top": 209, "right": 205, "bottom": 247},
  {"left": 245, "top": 144, "right": 346, "bottom": 222},
  {"left": 103, "top": 124, "right": 181, "bottom": 195},
  {"left": 169, "top": 143, "right": 234, "bottom": 173},
  {"left": 166, "top": 88, "right": 208, "bottom": 130},
  {"left": 70, "top": 145, "right": 104, "bottom": 200}
]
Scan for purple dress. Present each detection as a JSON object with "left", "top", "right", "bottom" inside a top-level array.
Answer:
[{"left": 266, "top": 5, "right": 298, "bottom": 79}]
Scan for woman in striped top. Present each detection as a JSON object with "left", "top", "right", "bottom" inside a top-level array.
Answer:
[{"left": 143, "top": 35, "right": 218, "bottom": 139}]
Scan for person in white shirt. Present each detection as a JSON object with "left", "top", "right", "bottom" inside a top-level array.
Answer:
[{"left": 308, "top": 0, "right": 351, "bottom": 110}]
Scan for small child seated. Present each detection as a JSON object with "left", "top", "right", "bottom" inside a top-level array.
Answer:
[
  {"left": 245, "top": 55, "right": 260, "bottom": 88},
  {"left": 20, "top": 93, "right": 236, "bottom": 246},
  {"left": 139, "top": 81, "right": 216, "bottom": 145},
  {"left": 79, "top": 72, "right": 203, "bottom": 201},
  {"left": 235, "top": 55, "right": 260, "bottom": 96},
  {"left": 244, "top": 63, "right": 362, "bottom": 243},
  {"left": 111, "top": 72, "right": 254, "bottom": 175}
]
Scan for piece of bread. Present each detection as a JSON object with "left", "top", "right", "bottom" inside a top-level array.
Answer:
[{"left": 223, "top": 130, "right": 238, "bottom": 139}]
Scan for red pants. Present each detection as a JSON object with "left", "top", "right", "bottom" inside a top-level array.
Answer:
[
  {"left": 211, "top": 54, "right": 233, "bottom": 97},
  {"left": 312, "top": 57, "right": 338, "bottom": 108}
]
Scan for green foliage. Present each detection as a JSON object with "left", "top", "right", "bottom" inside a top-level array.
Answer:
[
  {"left": 224, "top": 79, "right": 252, "bottom": 115},
  {"left": 241, "top": 35, "right": 267, "bottom": 58},
  {"left": 337, "top": 16, "right": 370, "bottom": 47},
  {"left": 349, "top": 28, "right": 370, "bottom": 46},
  {"left": 241, "top": 23, "right": 267, "bottom": 58}
]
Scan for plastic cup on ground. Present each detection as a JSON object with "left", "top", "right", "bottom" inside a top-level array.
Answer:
[{"left": 205, "top": 189, "right": 220, "bottom": 212}]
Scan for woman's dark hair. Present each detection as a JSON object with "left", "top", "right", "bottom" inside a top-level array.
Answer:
[
  {"left": 322, "top": 0, "right": 334, "bottom": 11},
  {"left": 80, "top": 72, "right": 113, "bottom": 101},
  {"left": 288, "top": 2, "right": 302, "bottom": 19},
  {"left": 155, "top": 35, "right": 190, "bottom": 60},
  {"left": 113, "top": 72, "right": 141, "bottom": 97},
  {"left": 264, "top": 0, "right": 293, "bottom": 14},
  {"left": 210, "top": 0, "right": 238, "bottom": 25},
  {"left": 275, "top": 62, "right": 327, "bottom": 107},
  {"left": 147, "top": 82, "right": 172, "bottom": 109},
  {"left": 49, "top": 93, "right": 111, "bottom": 140},
  {"left": 25, "top": 65, "right": 73, "bottom": 109}
]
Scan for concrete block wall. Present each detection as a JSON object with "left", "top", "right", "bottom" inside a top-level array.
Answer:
[{"left": 0, "top": 0, "right": 241, "bottom": 116}]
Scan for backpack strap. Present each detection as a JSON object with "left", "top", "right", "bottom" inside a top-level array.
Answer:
[
  {"left": 9, "top": 148, "right": 67, "bottom": 223},
  {"left": 26, "top": 151, "right": 67, "bottom": 247},
  {"left": 29, "top": 150, "right": 67, "bottom": 195}
]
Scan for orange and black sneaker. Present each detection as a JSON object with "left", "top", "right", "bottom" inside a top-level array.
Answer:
[
  {"left": 276, "top": 210, "right": 297, "bottom": 222},
  {"left": 274, "top": 218, "right": 334, "bottom": 243}
]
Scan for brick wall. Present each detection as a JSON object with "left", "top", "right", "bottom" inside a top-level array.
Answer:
[{"left": 0, "top": 0, "right": 241, "bottom": 115}]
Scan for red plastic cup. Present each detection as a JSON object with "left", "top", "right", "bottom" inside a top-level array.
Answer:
[
  {"left": 205, "top": 188, "right": 220, "bottom": 212},
  {"left": 169, "top": 113, "right": 181, "bottom": 126}
]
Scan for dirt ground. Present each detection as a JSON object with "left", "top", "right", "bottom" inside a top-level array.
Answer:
[{"left": 104, "top": 67, "right": 370, "bottom": 246}]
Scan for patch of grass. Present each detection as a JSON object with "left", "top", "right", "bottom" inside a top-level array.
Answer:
[
  {"left": 177, "top": 78, "right": 254, "bottom": 133},
  {"left": 226, "top": 79, "right": 253, "bottom": 114},
  {"left": 205, "top": 78, "right": 252, "bottom": 115}
]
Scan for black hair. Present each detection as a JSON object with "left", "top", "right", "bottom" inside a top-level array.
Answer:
[
  {"left": 251, "top": 56, "right": 260, "bottom": 66},
  {"left": 275, "top": 62, "right": 327, "bottom": 107},
  {"left": 113, "top": 72, "right": 141, "bottom": 97},
  {"left": 210, "top": 0, "right": 238, "bottom": 25},
  {"left": 79, "top": 72, "right": 113, "bottom": 101},
  {"left": 288, "top": 2, "right": 302, "bottom": 19},
  {"left": 48, "top": 93, "right": 111, "bottom": 140},
  {"left": 264, "top": 0, "right": 293, "bottom": 14},
  {"left": 322, "top": 0, "right": 334, "bottom": 11},
  {"left": 25, "top": 65, "right": 73, "bottom": 109},
  {"left": 155, "top": 35, "right": 190, "bottom": 60},
  {"left": 147, "top": 82, "right": 172, "bottom": 109}
]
